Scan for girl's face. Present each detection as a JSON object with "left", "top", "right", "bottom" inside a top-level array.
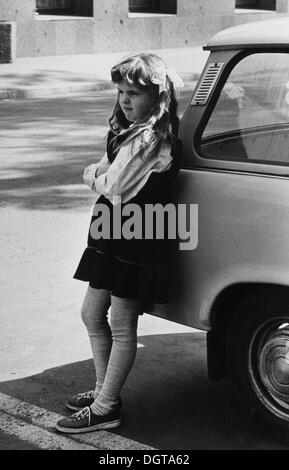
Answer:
[{"left": 117, "top": 79, "right": 155, "bottom": 123}]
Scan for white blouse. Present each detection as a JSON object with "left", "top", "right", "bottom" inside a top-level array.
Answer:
[{"left": 83, "top": 130, "right": 173, "bottom": 205}]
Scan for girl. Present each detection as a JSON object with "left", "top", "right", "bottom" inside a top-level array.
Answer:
[{"left": 56, "top": 52, "right": 183, "bottom": 434}]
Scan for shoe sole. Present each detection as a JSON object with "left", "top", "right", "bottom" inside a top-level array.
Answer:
[{"left": 55, "top": 418, "right": 121, "bottom": 434}]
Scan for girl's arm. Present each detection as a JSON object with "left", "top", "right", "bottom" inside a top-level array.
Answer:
[
  {"left": 83, "top": 153, "right": 110, "bottom": 188},
  {"left": 84, "top": 138, "right": 173, "bottom": 205}
]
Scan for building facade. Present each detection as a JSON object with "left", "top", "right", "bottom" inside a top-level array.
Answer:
[{"left": 0, "top": 0, "right": 289, "bottom": 59}]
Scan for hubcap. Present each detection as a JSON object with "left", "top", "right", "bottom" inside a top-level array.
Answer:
[
  {"left": 259, "top": 327, "right": 289, "bottom": 405},
  {"left": 249, "top": 321, "right": 289, "bottom": 416}
]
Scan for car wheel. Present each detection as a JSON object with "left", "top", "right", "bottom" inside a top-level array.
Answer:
[{"left": 226, "top": 292, "right": 289, "bottom": 430}]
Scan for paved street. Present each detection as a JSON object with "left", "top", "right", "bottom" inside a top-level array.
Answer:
[{"left": 1, "top": 91, "right": 289, "bottom": 450}]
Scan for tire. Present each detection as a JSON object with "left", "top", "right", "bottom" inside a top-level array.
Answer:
[{"left": 226, "top": 290, "right": 289, "bottom": 431}]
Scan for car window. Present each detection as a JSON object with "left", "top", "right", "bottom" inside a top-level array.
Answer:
[{"left": 200, "top": 53, "right": 289, "bottom": 165}]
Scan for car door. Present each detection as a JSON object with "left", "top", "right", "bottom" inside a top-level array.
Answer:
[{"left": 147, "top": 49, "right": 289, "bottom": 332}]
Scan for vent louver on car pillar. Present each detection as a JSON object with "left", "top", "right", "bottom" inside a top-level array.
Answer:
[{"left": 191, "top": 62, "right": 224, "bottom": 106}]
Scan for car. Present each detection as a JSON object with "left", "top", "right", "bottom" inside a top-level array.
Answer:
[{"left": 148, "top": 16, "right": 289, "bottom": 431}]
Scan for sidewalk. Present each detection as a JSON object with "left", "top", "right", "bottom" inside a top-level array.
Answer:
[{"left": 0, "top": 46, "right": 209, "bottom": 100}]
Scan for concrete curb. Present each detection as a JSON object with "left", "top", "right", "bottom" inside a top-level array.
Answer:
[
  {"left": 0, "top": 81, "right": 114, "bottom": 100},
  {"left": 0, "top": 73, "right": 200, "bottom": 100}
]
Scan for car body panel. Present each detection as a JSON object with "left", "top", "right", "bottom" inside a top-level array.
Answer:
[{"left": 148, "top": 168, "right": 289, "bottom": 331}]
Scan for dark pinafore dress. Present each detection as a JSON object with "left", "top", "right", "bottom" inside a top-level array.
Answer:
[{"left": 73, "top": 130, "right": 181, "bottom": 304}]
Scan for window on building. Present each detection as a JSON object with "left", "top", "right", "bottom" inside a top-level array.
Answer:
[
  {"left": 36, "top": 0, "right": 93, "bottom": 16},
  {"left": 129, "top": 0, "right": 177, "bottom": 14},
  {"left": 235, "top": 0, "right": 276, "bottom": 10}
]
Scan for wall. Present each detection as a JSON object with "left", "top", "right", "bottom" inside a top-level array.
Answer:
[
  {"left": 0, "top": 0, "right": 288, "bottom": 59},
  {"left": 0, "top": 0, "right": 35, "bottom": 21}
]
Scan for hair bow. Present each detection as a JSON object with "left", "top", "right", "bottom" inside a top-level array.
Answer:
[
  {"left": 150, "top": 67, "right": 184, "bottom": 94},
  {"left": 166, "top": 68, "right": 184, "bottom": 90}
]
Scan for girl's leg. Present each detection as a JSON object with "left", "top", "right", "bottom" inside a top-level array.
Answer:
[
  {"left": 90, "top": 295, "right": 143, "bottom": 415},
  {"left": 81, "top": 286, "right": 112, "bottom": 396}
]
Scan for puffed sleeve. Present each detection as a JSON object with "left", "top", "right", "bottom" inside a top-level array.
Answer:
[
  {"left": 83, "top": 153, "right": 110, "bottom": 190},
  {"left": 90, "top": 133, "right": 173, "bottom": 205}
]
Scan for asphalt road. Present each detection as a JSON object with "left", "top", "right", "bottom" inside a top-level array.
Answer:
[{"left": 1, "top": 92, "right": 289, "bottom": 451}]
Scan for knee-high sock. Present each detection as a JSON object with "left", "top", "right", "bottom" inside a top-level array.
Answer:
[
  {"left": 81, "top": 286, "right": 112, "bottom": 395},
  {"left": 90, "top": 295, "right": 143, "bottom": 415}
]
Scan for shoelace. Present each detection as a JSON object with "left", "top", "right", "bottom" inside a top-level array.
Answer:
[
  {"left": 74, "top": 406, "right": 90, "bottom": 423},
  {"left": 77, "top": 390, "right": 95, "bottom": 399}
]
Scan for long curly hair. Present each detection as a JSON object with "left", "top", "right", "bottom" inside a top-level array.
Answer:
[{"left": 107, "top": 52, "right": 180, "bottom": 159}]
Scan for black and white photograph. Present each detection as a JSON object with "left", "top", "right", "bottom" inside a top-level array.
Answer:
[{"left": 1, "top": 0, "right": 289, "bottom": 455}]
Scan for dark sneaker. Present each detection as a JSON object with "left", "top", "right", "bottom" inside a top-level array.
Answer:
[
  {"left": 66, "top": 390, "right": 96, "bottom": 411},
  {"left": 66, "top": 390, "right": 122, "bottom": 411},
  {"left": 55, "top": 406, "right": 121, "bottom": 434}
]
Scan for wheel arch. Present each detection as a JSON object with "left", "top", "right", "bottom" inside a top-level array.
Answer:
[{"left": 206, "top": 282, "right": 289, "bottom": 381}]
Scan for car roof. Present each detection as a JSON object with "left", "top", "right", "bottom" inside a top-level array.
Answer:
[{"left": 204, "top": 17, "right": 289, "bottom": 50}]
